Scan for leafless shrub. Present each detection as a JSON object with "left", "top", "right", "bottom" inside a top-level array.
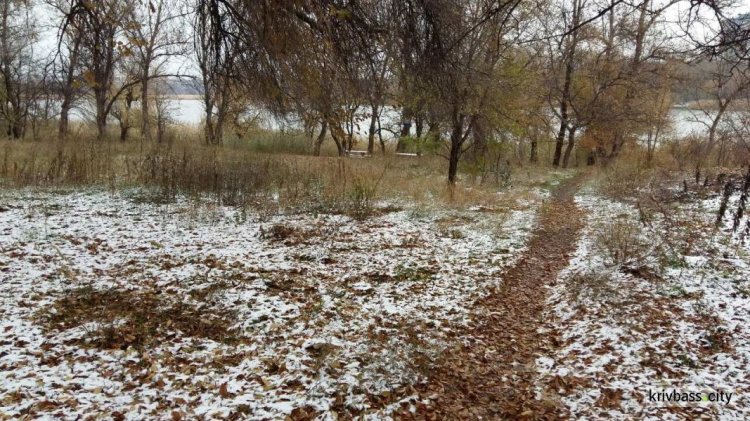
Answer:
[
  {"left": 594, "top": 220, "right": 652, "bottom": 270},
  {"left": 731, "top": 166, "right": 750, "bottom": 232},
  {"left": 566, "top": 270, "right": 622, "bottom": 305},
  {"left": 600, "top": 163, "right": 649, "bottom": 201},
  {"left": 716, "top": 180, "right": 734, "bottom": 228},
  {"left": 344, "top": 176, "right": 378, "bottom": 220}
]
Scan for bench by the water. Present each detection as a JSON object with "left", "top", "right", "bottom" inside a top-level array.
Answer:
[
  {"left": 346, "top": 150, "right": 370, "bottom": 158},
  {"left": 345, "top": 151, "right": 422, "bottom": 158}
]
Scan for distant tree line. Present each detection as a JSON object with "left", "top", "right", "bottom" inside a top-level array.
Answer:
[{"left": 1, "top": 0, "right": 749, "bottom": 182}]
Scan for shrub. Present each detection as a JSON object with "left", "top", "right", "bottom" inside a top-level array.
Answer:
[
  {"left": 594, "top": 220, "right": 652, "bottom": 269},
  {"left": 566, "top": 270, "right": 621, "bottom": 305}
]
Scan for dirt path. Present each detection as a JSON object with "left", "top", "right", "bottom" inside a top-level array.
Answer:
[{"left": 410, "top": 173, "right": 588, "bottom": 420}]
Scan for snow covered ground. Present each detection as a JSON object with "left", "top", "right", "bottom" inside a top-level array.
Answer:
[
  {"left": 539, "top": 181, "right": 750, "bottom": 420},
  {"left": 0, "top": 187, "right": 541, "bottom": 420}
]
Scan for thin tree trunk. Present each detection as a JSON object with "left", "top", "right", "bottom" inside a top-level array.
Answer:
[
  {"left": 215, "top": 101, "right": 227, "bottom": 146},
  {"left": 562, "top": 125, "right": 577, "bottom": 168},
  {"left": 58, "top": 38, "right": 80, "bottom": 141},
  {"left": 553, "top": 60, "right": 573, "bottom": 167},
  {"left": 331, "top": 128, "right": 345, "bottom": 156},
  {"left": 427, "top": 120, "right": 440, "bottom": 144},
  {"left": 587, "top": 150, "right": 596, "bottom": 165},
  {"left": 346, "top": 124, "right": 353, "bottom": 152},
  {"left": 415, "top": 114, "right": 424, "bottom": 139},
  {"left": 396, "top": 107, "right": 411, "bottom": 152},
  {"left": 203, "top": 88, "right": 218, "bottom": 145},
  {"left": 471, "top": 115, "right": 487, "bottom": 161},
  {"left": 204, "top": 104, "right": 215, "bottom": 145},
  {"left": 706, "top": 105, "right": 727, "bottom": 154},
  {"left": 377, "top": 117, "right": 386, "bottom": 154},
  {"left": 313, "top": 120, "right": 328, "bottom": 156},
  {"left": 59, "top": 100, "right": 71, "bottom": 140},
  {"left": 141, "top": 67, "right": 152, "bottom": 142},
  {"left": 448, "top": 112, "right": 465, "bottom": 184},
  {"left": 554, "top": 0, "right": 582, "bottom": 166},
  {"left": 367, "top": 104, "right": 378, "bottom": 155},
  {"left": 94, "top": 86, "right": 109, "bottom": 140}
]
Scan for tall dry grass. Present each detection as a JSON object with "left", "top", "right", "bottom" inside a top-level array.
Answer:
[{"left": 0, "top": 126, "right": 536, "bottom": 216}]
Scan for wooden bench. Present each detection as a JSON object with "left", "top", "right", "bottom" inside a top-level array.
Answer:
[{"left": 346, "top": 150, "right": 370, "bottom": 158}]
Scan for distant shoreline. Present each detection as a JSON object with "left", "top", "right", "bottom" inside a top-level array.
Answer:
[
  {"left": 678, "top": 99, "right": 750, "bottom": 111},
  {"left": 161, "top": 94, "right": 203, "bottom": 101}
]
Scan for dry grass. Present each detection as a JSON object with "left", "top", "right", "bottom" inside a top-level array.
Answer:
[
  {"left": 0, "top": 128, "right": 553, "bottom": 217},
  {"left": 566, "top": 270, "right": 622, "bottom": 305},
  {"left": 596, "top": 134, "right": 750, "bottom": 203}
]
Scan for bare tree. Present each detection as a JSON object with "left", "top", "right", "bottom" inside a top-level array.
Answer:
[
  {"left": 689, "top": 58, "right": 750, "bottom": 167},
  {"left": 126, "top": 0, "right": 188, "bottom": 142},
  {"left": 549, "top": 0, "right": 586, "bottom": 167},
  {"left": 0, "top": 0, "right": 43, "bottom": 139},
  {"left": 194, "top": 0, "right": 236, "bottom": 145},
  {"left": 48, "top": 0, "right": 85, "bottom": 140},
  {"left": 62, "top": 0, "right": 137, "bottom": 139}
]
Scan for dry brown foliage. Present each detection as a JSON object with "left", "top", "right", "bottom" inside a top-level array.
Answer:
[{"left": 37, "top": 286, "right": 238, "bottom": 349}]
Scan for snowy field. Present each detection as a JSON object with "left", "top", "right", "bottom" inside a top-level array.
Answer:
[
  {"left": 539, "top": 182, "right": 750, "bottom": 420},
  {"left": 0, "top": 188, "right": 541, "bottom": 419}
]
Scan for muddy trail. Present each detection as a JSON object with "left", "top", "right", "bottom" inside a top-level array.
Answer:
[{"left": 407, "top": 173, "right": 589, "bottom": 420}]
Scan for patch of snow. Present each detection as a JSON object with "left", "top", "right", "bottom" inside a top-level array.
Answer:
[{"left": 0, "top": 186, "right": 543, "bottom": 419}]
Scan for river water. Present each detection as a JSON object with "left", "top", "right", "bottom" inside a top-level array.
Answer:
[{"left": 69, "top": 99, "right": 729, "bottom": 141}]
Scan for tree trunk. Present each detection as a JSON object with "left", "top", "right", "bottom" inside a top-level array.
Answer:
[
  {"left": 205, "top": 118, "right": 214, "bottom": 145},
  {"left": 331, "top": 129, "right": 345, "bottom": 156},
  {"left": 120, "top": 123, "right": 130, "bottom": 141},
  {"left": 59, "top": 99, "right": 71, "bottom": 140},
  {"left": 94, "top": 87, "right": 108, "bottom": 140},
  {"left": 10, "top": 121, "right": 23, "bottom": 139},
  {"left": 706, "top": 105, "right": 726, "bottom": 154},
  {"left": 313, "top": 120, "right": 327, "bottom": 156},
  {"left": 587, "top": 150, "right": 596, "bottom": 166},
  {"left": 427, "top": 120, "right": 440, "bottom": 144},
  {"left": 610, "top": 138, "right": 620, "bottom": 159},
  {"left": 377, "top": 117, "right": 386, "bottom": 154},
  {"left": 120, "top": 91, "right": 136, "bottom": 142},
  {"left": 141, "top": 68, "right": 152, "bottom": 142},
  {"left": 215, "top": 104, "right": 227, "bottom": 146},
  {"left": 553, "top": 122, "right": 567, "bottom": 167},
  {"left": 96, "top": 116, "right": 107, "bottom": 140},
  {"left": 58, "top": 38, "right": 81, "bottom": 141},
  {"left": 471, "top": 115, "right": 488, "bottom": 161},
  {"left": 448, "top": 113, "right": 465, "bottom": 184},
  {"left": 396, "top": 107, "right": 411, "bottom": 152},
  {"left": 203, "top": 93, "right": 214, "bottom": 144},
  {"left": 530, "top": 138, "right": 538, "bottom": 163},
  {"left": 553, "top": 0, "right": 581, "bottom": 166},
  {"left": 562, "top": 126, "right": 577, "bottom": 168},
  {"left": 367, "top": 104, "right": 378, "bottom": 155},
  {"left": 553, "top": 59, "right": 573, "bottom": 167}
]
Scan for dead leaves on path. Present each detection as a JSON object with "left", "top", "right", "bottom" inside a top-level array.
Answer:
[{"left": 410, "top": 175, "right": 588, "bottom": 420}]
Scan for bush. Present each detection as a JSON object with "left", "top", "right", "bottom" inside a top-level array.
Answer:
[
  {"left": 566, "top": 270, "right": 621, "bottom": 305},
  {"left": 594, "top": 220, "right": 652, "bottom": 269}
]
